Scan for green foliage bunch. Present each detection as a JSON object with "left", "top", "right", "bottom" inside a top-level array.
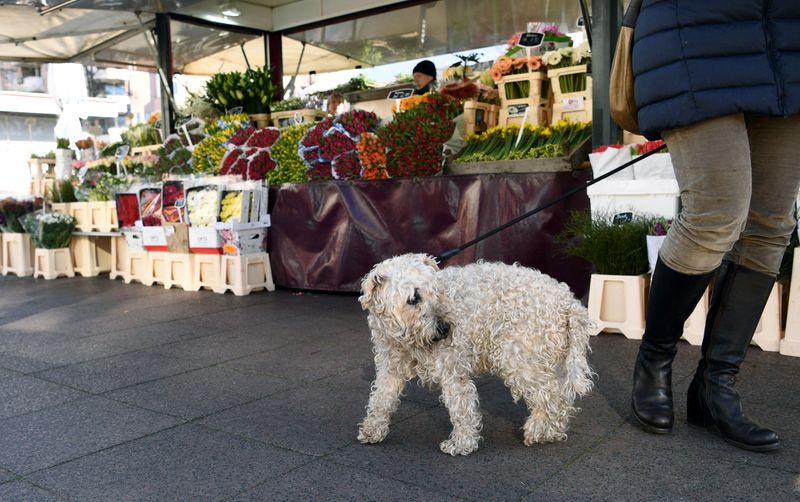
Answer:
[{"left": 558, "top": 210, "right": 657, "bottom": 276}]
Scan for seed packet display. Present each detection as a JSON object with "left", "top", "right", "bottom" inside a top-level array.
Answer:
[
  {"left": 139, "top": 186, "right": 162, "bottom": 226},
  {"left": 185, "top": 185, "right": 220, "bottom": 227},
  {"left": 161, "top": 180, "right": 186, "bottom": 223}
]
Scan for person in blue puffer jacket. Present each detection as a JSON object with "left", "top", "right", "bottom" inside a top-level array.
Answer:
[{"left": 629, "top": 0, "right": 800, "bottom": 452}]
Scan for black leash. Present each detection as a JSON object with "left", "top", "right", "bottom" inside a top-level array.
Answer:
[{"left": 435, "top": 144, "right": 667, "bottom": 263}]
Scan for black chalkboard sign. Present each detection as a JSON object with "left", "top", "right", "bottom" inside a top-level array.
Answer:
[
  {"left": 613, "top": 212, "right": 634, "bottom": 224},
  {"left": 387, "top": 89, "right": 414, "bottom": 100},
  {"left": 517, "top": 32, "right": 544, "bottom": 48}
]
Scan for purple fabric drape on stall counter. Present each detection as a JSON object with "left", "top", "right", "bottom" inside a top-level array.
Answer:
[{"left": 266, "top": 171, "right": 593, "bottom": 297}]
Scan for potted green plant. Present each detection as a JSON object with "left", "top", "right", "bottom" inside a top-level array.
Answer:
[
  {"left": 204, "top": 66, "right": 276, "bottom": 127},
  {"left": 558, "top": 210, "right": 654, "bottom": 339}
]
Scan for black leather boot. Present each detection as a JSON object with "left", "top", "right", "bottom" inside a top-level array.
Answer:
[
  {"left": 686, "top": 261, "right": 780, "bottom": 452},
  {"left": 632, "top": 257, "right": 715, "bottom": 433}
]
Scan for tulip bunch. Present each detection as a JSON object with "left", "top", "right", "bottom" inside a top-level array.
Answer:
[
  {"left": 456, "top": 119, "right": 591, "bottom": 163},
  {"left": 379, "top": 92, "right": 461, "bottom": 177},
  {"left": 229, "top": 126, "right": 255, "bottom": 146},
  {"left": 268, "top": 123, "right": 314, "bottom": 184},
  {"left": 357, "top": 133, "right": 388, "bottom": 180}
]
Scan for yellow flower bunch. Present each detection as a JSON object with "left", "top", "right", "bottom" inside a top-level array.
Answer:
[{"left": 391, "top": 94, "right": 431, "bottom": 112}]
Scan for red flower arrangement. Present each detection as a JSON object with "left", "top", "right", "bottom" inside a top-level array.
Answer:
[
  {"left": 591, "top": 144, "right": 624, "bottom": 154},
  {"left": 636, "top": 140, "right": 667, "bottom": 155},
  {"left": 300, "top": 146, "right": 319, "bottom": 165},
  {"left": 161, "top": 180, "right": 186, "bottom": 223},
  {"left": 319, "top": 129, "right": 356, "bottom": 161},
  {"left": 139, "top": 188, "right": 162, "bottom": 226},
  {"left": 440, "top": 80, "right": 479, "bottom": 102},
  {"left": 379, "top": 93, "right": 461, "bottom": 177},
  {"left": 332, "top": 151, "right": 362, "bottom": 180},
  {"left": 245, "top": 128, "right": 281, "bottom": 148}
]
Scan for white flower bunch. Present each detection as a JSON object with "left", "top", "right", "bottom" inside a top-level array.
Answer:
[
  {"left": 541, "top": 42, "right": 591, "bottom": 68},
  {"left": 187, "top": 187, "right": 220, "bottom": 227},
  {"left": 37, "top": 212, "right": 75, "bottom": 225}
]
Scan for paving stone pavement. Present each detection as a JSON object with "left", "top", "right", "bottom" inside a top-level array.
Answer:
[{"left": 1, "top": 274, "right": 798, "bottom": 501}]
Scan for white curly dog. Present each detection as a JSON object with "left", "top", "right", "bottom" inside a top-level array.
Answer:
[{"left": 357, "top": 253, "right": 594, "bottom": 456}]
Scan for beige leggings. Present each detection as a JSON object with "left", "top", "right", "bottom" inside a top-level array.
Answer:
[{"left": 660, "top": 113, "right": 800, "bottom": 276}]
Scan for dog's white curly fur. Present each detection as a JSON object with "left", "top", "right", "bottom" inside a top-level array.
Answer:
[{"left": 357, "top": 253, "right": 594, "bottom": 456}]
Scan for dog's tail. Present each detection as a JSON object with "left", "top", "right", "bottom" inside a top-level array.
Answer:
[{"left": 564, "top": 299, "right": 595, "bottom": 401}]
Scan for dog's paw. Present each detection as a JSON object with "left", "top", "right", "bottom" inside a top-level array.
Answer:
[
  {"left": 439, "top": 436, "right": 479, "bottom": 456},
  {"left": 357, "top": 422, "right": 388, "bottom": 444},
  {"left": 523, "top": 430, "right": 567, "bottom": 446}
]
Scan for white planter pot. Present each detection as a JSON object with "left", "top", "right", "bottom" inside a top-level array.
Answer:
[
  {"left": 54, "top": 149, "right": 74, "bottom": 179},
  {"left": 587, "top": 273, "right": 648, "bottom": 339}
]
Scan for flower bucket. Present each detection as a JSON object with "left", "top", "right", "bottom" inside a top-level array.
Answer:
[
  {"left": 632, "top": 152, "right": 675, "bottom": 180},
  {"left": 589, "top": 146, "right": 634, "bottom": 181},
  {"left": 547, "top": 65, "right": 592, "bottom": 123},
  {"left": 646, "top": 235, "right": 666, "bottom": 274},
  {"left": 54, "top": 149, "right": 74, "bottom": 180}
]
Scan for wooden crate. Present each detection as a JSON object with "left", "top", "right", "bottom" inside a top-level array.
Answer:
[
  {"left": 463, "top": 101, "right": 499, "bottom": 136},
  {"left": 445, "top": 137, "right": 591, "bottom": 175},
  {"left": 271, "top": 109, "right": 327, "bottom": 128},
  {"left": 547, "top": 65, "right": 592, "bottom": 123},
  {"left": 496, "top": 71, "right": 550, "bottom": 127}
]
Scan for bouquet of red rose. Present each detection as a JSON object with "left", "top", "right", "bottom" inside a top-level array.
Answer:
[
  {"left": 247, "top": 150, "right": 277, "bottom": 180},
  {"left": 331, "top": 151, "right": 362, "bottom": 180},
  {"left": 319, "top": 129, "right": 357, "bottom": 161},
  {"left": 379, "top": 93, "right": 461, "bottom": 177},
  {"left": 307, "top": 161, "right": 333, "bottom": 181},
  {"left": 336, "top": 109, "right": 380, "bottom": 137},
  {"left": 228, "top": 126, "right": 255, "bottom": 146},
  {"left": 300, "top": 118, "right": 334, "bottom": 149},
  {"left": 245, "top": 128, "right": 280, "bottom": 148}
]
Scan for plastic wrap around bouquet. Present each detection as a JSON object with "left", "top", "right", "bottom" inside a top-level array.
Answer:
[
  {"left": 217, "top": 127, "right": 280, "bottom": 181},
  {"left": 21, "top": 210, "right": 76, "bottom": 249},
  {"left": 297, "top": 110, "right": 380, "bottom": 181}
]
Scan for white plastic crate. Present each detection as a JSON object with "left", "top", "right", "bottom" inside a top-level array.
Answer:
[{"left": 587, "top": 179, "right": 680, "bottom": 219}]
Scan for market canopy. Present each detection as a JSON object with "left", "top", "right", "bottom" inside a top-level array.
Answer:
[{"left": 0, "top": 0, "right": 588, "bottom": 76}]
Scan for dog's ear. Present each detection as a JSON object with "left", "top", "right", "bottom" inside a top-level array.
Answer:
[{"left": 359, "top": 267, "right": 385, "bottom": 310}]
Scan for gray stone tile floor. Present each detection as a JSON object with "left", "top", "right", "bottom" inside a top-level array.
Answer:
[{"left": 1, "top": 274, "right": 798, "bottom": 501}]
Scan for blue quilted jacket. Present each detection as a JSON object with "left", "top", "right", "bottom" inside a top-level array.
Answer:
[{"left": 632, "top": 0, "right": 800, "bottom": 139}]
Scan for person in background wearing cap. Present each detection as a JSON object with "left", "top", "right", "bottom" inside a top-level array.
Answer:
[{"left": 412, "top": 60, "right": 437, "bottom": 95}]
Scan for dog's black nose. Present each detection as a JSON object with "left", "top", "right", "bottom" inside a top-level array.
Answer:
[{"left": 434, "top": 319, "right": 450, "bottom": 341}]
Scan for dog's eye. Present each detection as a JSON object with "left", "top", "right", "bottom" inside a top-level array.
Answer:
[{"left": 407, "top": 290, "right": 421, "bottom": 306}]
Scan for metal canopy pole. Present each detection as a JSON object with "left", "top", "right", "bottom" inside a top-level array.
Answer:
[
  {"left": 589, "top": 0, "right": 622, "bottom": 148},
  {"left": 135, "top": 12, "right": 178, "bottom": 136}
]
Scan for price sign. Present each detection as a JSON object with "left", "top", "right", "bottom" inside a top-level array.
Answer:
[
  {"left": 613, "top": 212, "right": 634, "bottom": 224},
  {"left": 562, "top": 97, "right": 586, "bottom": 112},
  {"left": 115, "top": 145, "right": 130, "bottom": 160},
  {"left": 226, "top": 106, "right": 244, "bottom": 115},
  {"left": 507, "top": 104, "right": 528, "bottom": 116},
  {"left": 517, "top": 32, "right": 544, "bottom": 48},
  {"left": 387, "top": 89, "right": 414, "bottom": 100}
]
